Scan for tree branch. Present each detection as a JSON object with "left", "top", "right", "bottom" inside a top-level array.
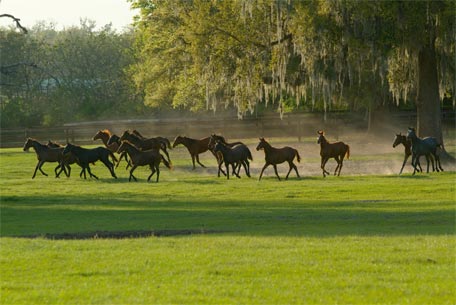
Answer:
[{"left": 0, "top": 14, "right": 28, "bottom": 33}]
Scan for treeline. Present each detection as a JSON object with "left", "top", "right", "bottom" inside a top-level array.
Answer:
[
  {"left": 0, "top": 21, "right": 149, "bottom": 127},
  {"left": 1, "top": 1, "right": 455, "bottom": 145}
]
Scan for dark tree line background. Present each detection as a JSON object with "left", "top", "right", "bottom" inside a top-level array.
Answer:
[{"left": 1, "top": 0, "right": 454, "bottom": 145}]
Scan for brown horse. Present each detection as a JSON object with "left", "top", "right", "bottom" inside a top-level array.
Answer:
[
  {"left": 119, "top": 130, "right": 171, "bottom": 164},
  {"left": 132, "top": 129, "right": 172, "bottom": 150},
  {"left": 23, "top": 138, "right": 68, "bottom": 179},
  {"left": 173, "top": 135, "right": 211, "bottom": 169},
  {"left": 317, "top": 131, "right": 350, "bottom": 177},
  {"left": 392, "top": 133, "right": 422, "bottom": 174},
  {"left": 256, "top": 138, "right": 301, "bottom": 181},
  {"left": 213, "top": 141, "right": 252, "bottom": 179},
  {"left": 117, "top": 141, "right": 171, "bottom": 182},
  {"left": 93, "top": 129, "right": 119, "bottom": 153}
]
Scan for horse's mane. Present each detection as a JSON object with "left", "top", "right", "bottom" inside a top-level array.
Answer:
[{"left": 101, "top": 129, "right": 112, "bottom": 136}]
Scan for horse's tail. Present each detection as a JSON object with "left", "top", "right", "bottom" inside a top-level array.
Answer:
[
  {"left": 161, "top": 154, "right": 172, "bottom": 170},
  {"left": 109, "top": 151, "right": 118, "bottom": 163},
  {"left": 247, "top": 148, "right": 253, "bottom": 161},
  {"left": 165, "top": 138, "right": 172, "bottom": 149},
  {"left": 345, "top": 144, "right": 350, "bottom": 160},
  {"left": 295, "top": 149, "right": 301, "bottom": 163}
]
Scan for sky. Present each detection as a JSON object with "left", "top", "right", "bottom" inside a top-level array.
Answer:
[{"left": 0, "top": 0, "right": 138, "bottom": 31}]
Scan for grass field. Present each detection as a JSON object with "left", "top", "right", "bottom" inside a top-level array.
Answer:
[{"left": 1, "top": 139, "right": 455, "bottom": 304}]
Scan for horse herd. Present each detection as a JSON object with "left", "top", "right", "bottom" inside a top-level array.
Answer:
[{"left": 22, "top": 127, "right": 444, "bottom": 182}]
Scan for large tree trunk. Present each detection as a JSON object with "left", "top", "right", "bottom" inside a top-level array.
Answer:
[{"left": 416, "top": 43, "right": 443, "bottom": 145}]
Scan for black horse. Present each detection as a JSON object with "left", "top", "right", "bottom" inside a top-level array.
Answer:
[
  {"left": 213, "top": 141, "right": 252, "bottom": 179},
  {"left": 208, "top": 134, "right": 245, "bottom": 177},
  {"left": 406, "top": 127, "right": 443, "bottom": 174},
  {"left": 63, "top": 143, "right": 118, "bottom": 179}
]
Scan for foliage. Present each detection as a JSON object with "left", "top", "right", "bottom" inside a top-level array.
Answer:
[{"left": 0, "top": 21, "right": 148, "bottom": 128}]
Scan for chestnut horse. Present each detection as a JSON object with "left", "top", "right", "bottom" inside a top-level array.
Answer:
[
  {"left": 256, "top": 138, "right": 300, "bottom": 181},
  {"left": 173, "top": 136, "right": 211, "bottom": 169},
  {"left": 317, "top": 131, "right": 350, "bottom": 177}
]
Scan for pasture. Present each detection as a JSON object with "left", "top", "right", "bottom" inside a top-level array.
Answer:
[{"left": 1, "top": 135, "right": 455, "bottom": 304}]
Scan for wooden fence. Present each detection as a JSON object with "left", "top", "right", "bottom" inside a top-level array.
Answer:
[{"left": 1, "top": 111, "right": 453, "bottom": 148}]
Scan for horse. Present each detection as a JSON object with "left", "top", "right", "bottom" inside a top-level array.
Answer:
[
  {"left": 406, "top": 127, "right": 443, "bottom": 174},
  {"left": 62, "top": 143, "right": 118, "bottom": 179},
  {"left": 213, "top": 141, "right": 252, "bottom": 179},
  {"left": 23, "top": 138, "right": 68, "bottom": 179},
  {"left": 256, "top": 138, "right": 301, "bottom": 181},
  {"left": 172, "top": 135, "right": 211, "bottom": 169},
  {"left": 208, "top": 134, "right": 245, "bottom": 177},
  {"left": 317, "top": 131, "right": 350, "bottom": 177},
  {"left": 117, "top": 141, "right": 171, "bottom": 182},
  {"left": 392, "top": 133, "right": 423, "bottom": 174},
  {"left": 119, "top": 130, "right": 171, "bottom": 164},
  {"left": 93, "top": 129, "right": 119, "bottom": 153}
]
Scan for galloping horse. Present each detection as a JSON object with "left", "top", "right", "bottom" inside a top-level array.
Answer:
[
  {"left": 208, "top": 134, "right": 245, "bottom": 177},
  {"left": 23, "top": 138, "right": 68, "bottom": 179},
  {"left": 213, "top": 141, "right": 252, "bottom": 179},
  {"left": 119, "top": 130, "right": 171, "bottom": 164},
  {"left": 117, "top": 141, "right": 171, "bottom": 182},
  {"left": 173, "top": 136, "right": 211, "bottom": 169},
  {"left": 406, "top": 127, "right": 443, "bottom": 174},
  {"left": 317, "top": 131, "right": 350, "bottom": 177},
  {"left": 392, "top": 133, "right": 423, "bottom": 174},
  {"left": 256, "top": 138, "right": 301, "bottom": 181},
  {"left": 63, "top": 143, "right": 118, "bottom": 179},
  {"left": 132, "top": 129, "right": 172, "bottom": 150},
  {"left": 93, "top": 129, "right": 119, "bottom": 152}
]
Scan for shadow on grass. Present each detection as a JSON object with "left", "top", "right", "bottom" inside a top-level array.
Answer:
[{"left": 1, "top": 194, "right": 454, "bottom": 239}]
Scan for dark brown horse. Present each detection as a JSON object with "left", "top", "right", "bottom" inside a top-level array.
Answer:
[
  {"left": 256, "top": 138, "right": 301, "bottom": 181},
  {"left": 63, "top": 143, "right": 117, "bottom": 179},
  {"left": 317, "top": 131, "right": 350, "bottom": 177},
  {"left": 208, "top": 134, "right": 244, "bottom": 177},
  {"left": 213, "top": 141, "right": 252, "bottom": 179},
  {"left": 23, "top": 138, "right": 68, "bottom": 179},
  {"left": 119, "top": 130, "right": 171, "bottom": 164},
  {"left": 173, "top": 135, "right": 211, "bottom": 169},
  {"left": 392, "top": 133, "right": 423, "bottom": 174},
  {"left": 117, "top": 141, "right": 171, "bottom": 182}
]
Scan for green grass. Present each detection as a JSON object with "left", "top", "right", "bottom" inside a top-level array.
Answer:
[{"left": 1, "top": 146, "right": 455, "bottom": 304}]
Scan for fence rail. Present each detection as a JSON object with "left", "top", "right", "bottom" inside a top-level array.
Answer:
[{"left": 1, "top": 111, "right": 453, "bottom": 148}]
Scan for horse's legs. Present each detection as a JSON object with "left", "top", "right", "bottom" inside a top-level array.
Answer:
[
  {"left": 101, "top": 159, "right": 117, "bottom": 179},
  {"left": 32, "top": 161, "right": 46, "bottom": 179},
  {"left": 435, "top": 153, "right": 444, "bottom": 172},
  {"left": 286, "top": 161, "right": 300, "bottom": 179},
  {"left": 233, "top": 163, "right": 241, "bottom": 178},
  {"left": 162, "top": 148, "right": 171, "bottom": 165},
  {"left": 195, "top": 154, "right": 206, "bottom": 168},
  {"left": 333, "top": 156, "right": 341, "bottom": 176},
  {"left": 155, "top": 166, "right": 160, "bottom": 182},
  {"left": 86, "top": 165, "right": 98, "bottom": 180},
  {"left": 321, "top": 157, "right": 330, "bottom": 177},
  {"left": 337, "top": 157, "right": 344, "bottom": 176},
  {"left": 273, "top": 165, "right": 281, "bottom": 181},
  {"left": 129, "top": 165, "right": 138, "bottom": 182},
  {"left": 425, "top": 155, "right": 430, "bottom": 173},
  {"left": 399, "top": 154, "right": 409, "bottom": 175},
  {"left": 80, "top": 167, "right": 87, "bottom": 179},
  {"left": 225, "top": 163, "right": 230, "bottom": 180},
  {"left": 243, "top": 160, "right": 251, "bottom": 178},
  {"left": 285, "top": 162, "right": 293, "bottom": 179},
  {"left": 258, "top": 163, "right": 269, "bottom": 181},
  {"left": 191, "top": 154, "right": 196, "bottom": 170}
]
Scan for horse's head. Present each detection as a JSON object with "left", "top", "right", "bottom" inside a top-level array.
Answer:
[
  {"left": 208, "top": 134, "right": 221, "bottom": 150},
  {"left": 213, "top": 141, "right": 224, "bottom": 154},
  {"left": 62, "top": 143, "right": 74, "bottom": 155},
  {"left": 23, "top": 138, "right": 34, "bottom": 151},
  {"left": 256, "top": 138, "right": 267, "bottom": 151},
  {"left": 92, "top": 130, "right": 103, "bottom": 141},
  {"left": 317, "top": 131, "right": 325, "bottom": 144},
  {"left": 172, "top": 136, "right": 184, "bottom": 148},
  {"left": 119, "top": 130, "right": 130, "bottom": 142},
  {"left": 392, "top": 133, "right": 405, "bottom": 148},
  {"left": 406, "top": 127, "right": 416, "bottom": 140}
]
